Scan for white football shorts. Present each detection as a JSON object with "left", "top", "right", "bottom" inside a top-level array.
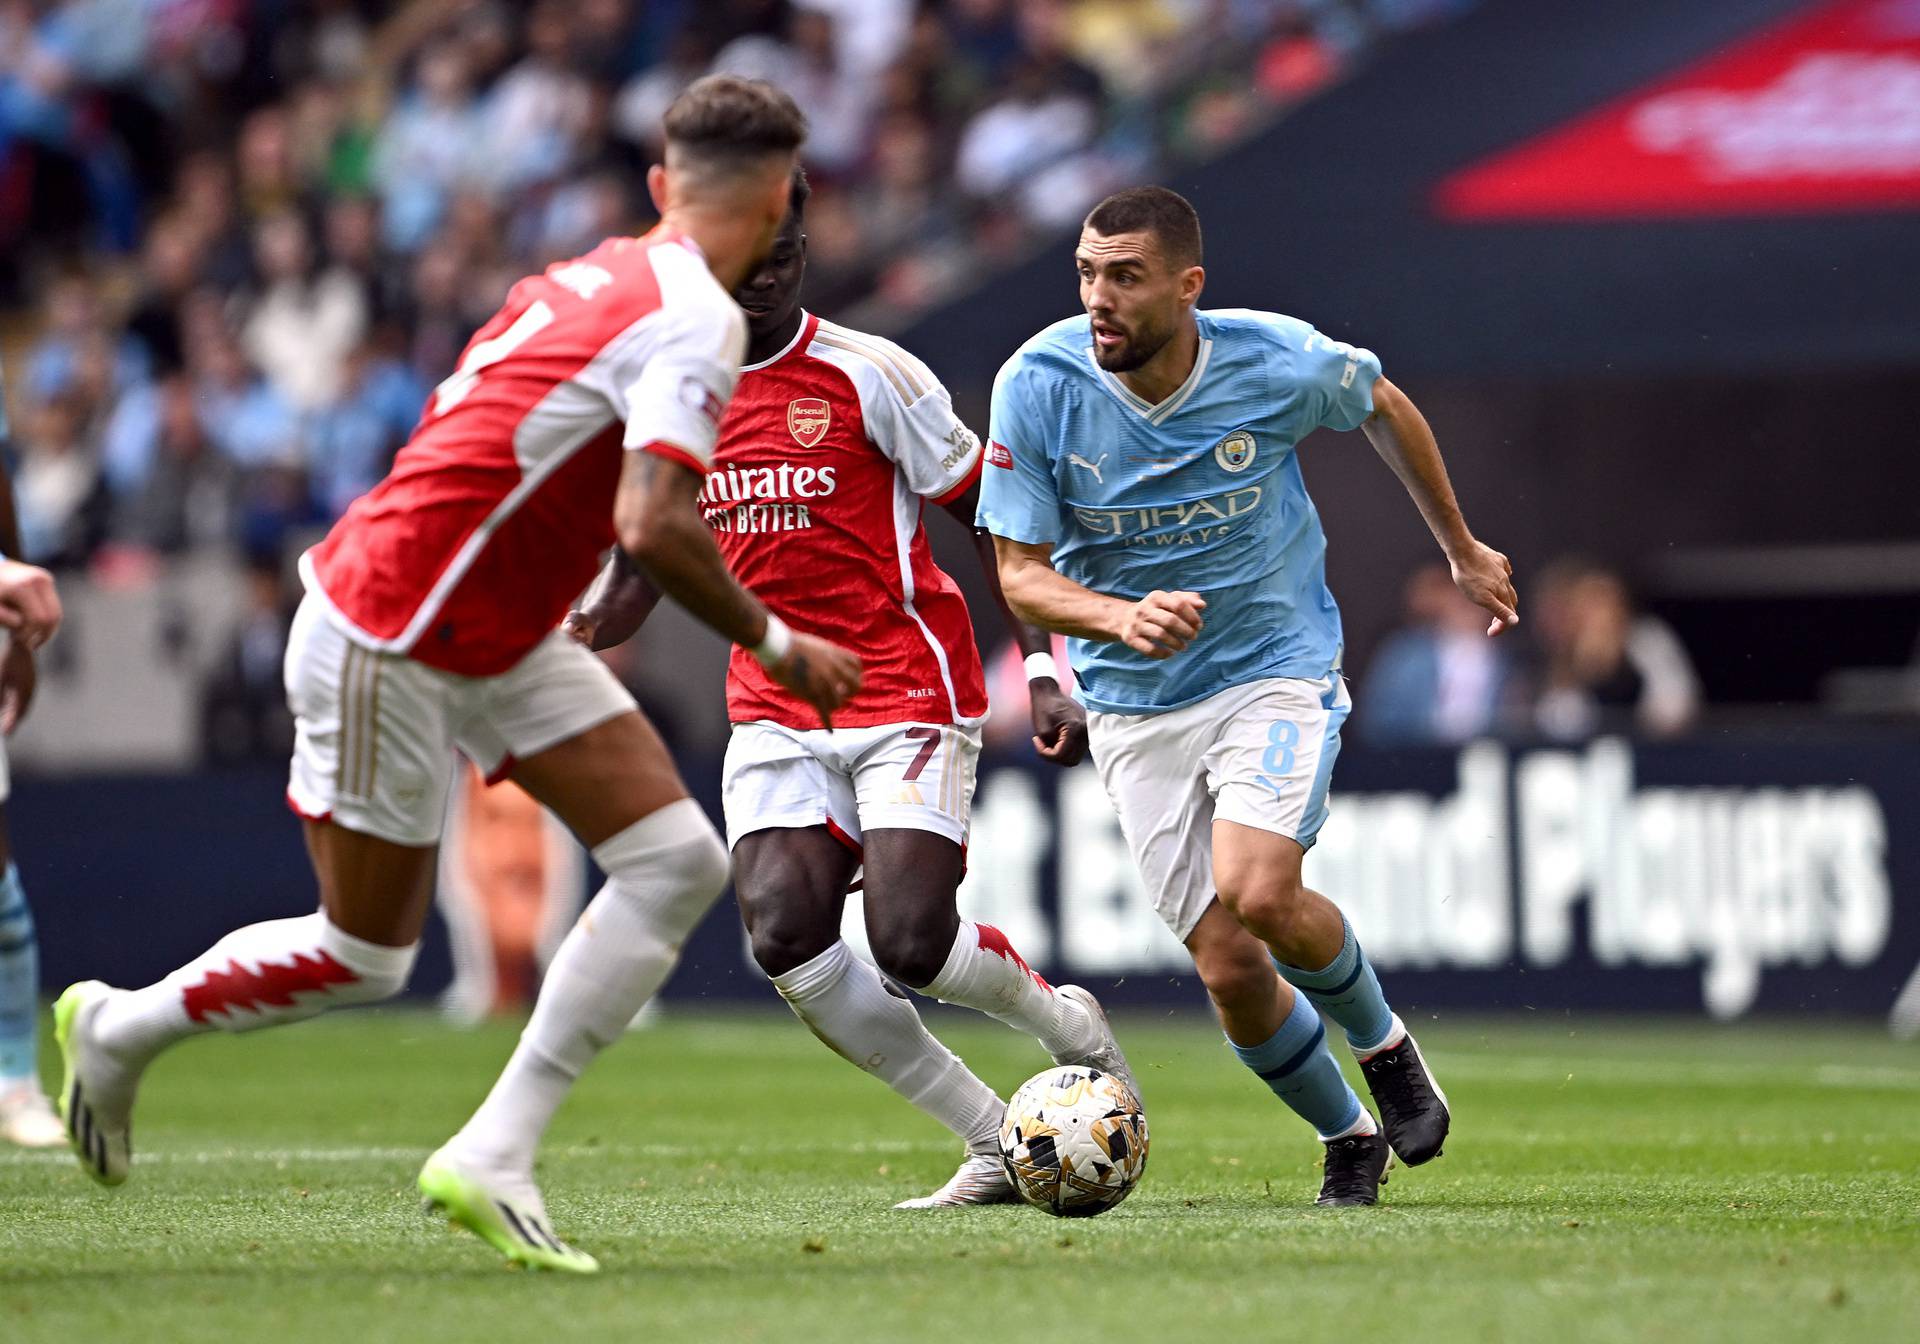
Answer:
[
  {"left": 1087, "top": 674, "right": 1352, "bottom": 941},
  {"left": 284, "top": 593, "right": 637, "bottom": 847},
  {"left": 721, "top": 716, "right": 984, "bottom": 852}
]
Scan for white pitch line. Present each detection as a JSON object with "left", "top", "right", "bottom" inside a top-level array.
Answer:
[
  {"left": 1377, "top": 1055, "right": 1920, "bottom": 1092},
  {"left": 0, "top": 1137, "right": 953, "bottom": 1169}
]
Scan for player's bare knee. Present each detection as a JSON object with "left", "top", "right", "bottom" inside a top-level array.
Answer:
[
  {"left": 867, "top": 925, "right": 952, "bottom": 991},
  {"left": 1192, "top": 935, "right": 1275, "bottom": 1019},
  {"left": 1217, "top": 875, "right": 1309, "bottom": 950},
  {"left": 744, "top": 898, "right": 838, "bottom": 979}
]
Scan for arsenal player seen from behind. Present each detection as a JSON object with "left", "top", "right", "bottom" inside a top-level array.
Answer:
[
  {"left": 52, "top": 76, "right": 853, "bottom": 1272},
  {"left": 551, "top": 170, "right": 1135, "bottom": 1209}
]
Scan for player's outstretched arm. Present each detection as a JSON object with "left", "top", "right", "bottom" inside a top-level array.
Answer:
[
  {"left": 992, "top": 535, "right": 1205, "bottom": 661},
  {"left": 941, "top": 485, "right": 1087, "bottom": 765},
  {"left": 563, "top": 552, "right": 663, "bottom": 652},
  {"left": 1361, "top": 376, "right": 1519, "bottom": 637},
  {"left": 615, "top": 449, "right": 862, "bottom": 724}
]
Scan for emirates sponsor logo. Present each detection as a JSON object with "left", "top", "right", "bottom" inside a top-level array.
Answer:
[
  {"left": 700, "top": 461, "right": 840, "bottom": 534},
  {"left": 788, "top": 397, "right": 831, "bottom": 447}
]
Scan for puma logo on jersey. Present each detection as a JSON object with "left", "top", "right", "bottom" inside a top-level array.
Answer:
[{"left": 1069, "top": 452, "right": 1108, "bottom": 483}]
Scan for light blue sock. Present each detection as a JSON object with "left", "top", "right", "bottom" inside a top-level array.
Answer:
[
  {"left": 0, "top": 863, "right": 39, "bottom": 1082},
  {"left": 1228, "top": 987, "right": 1365, "bottom": 1141},
  {"left": 1277, "top": 916, "right": 1396, "bottom": 1054}
]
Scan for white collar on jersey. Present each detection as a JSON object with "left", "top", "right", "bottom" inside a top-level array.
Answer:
[
  {"left": 1086, "top": 333, "right": 1214, "bottom": 428},
  {"left": 740, "top": 310, "right": 814, "bottom": 372}
]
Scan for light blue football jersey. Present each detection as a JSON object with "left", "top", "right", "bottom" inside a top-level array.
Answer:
[{"left": 977, "top": 308, "right": 1381, "bottom": 714}]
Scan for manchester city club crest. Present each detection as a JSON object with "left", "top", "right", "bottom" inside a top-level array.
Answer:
[
  {"left": 1214, "top": 429, "right": 1256, "bottom": 473},
  {"left": 788, "top": 397, "right": 831, "bottom": 448}
]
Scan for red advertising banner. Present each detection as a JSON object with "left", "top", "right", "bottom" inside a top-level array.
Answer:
[{"left": 1436, "top": 0, "right": 1920, "bottom": 218}]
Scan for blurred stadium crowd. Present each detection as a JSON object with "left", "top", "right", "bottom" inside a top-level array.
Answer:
[
  {"left": 13, "top": 0, "right": 1704, "bottom": 766},
  {"left": 0, "top": 0, "right": 1468, "bottom": 565}
]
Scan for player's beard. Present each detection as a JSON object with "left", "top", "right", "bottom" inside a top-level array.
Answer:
[{"left": 1094, "top": 315, "right": 1174, "bottom": 373}]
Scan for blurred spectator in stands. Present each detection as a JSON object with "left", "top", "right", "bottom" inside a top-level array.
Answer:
[
  {"left": 1065, "top": 0, "right": 1191, "bottom": 98},
  {"left": 1532, "top": 561, "right": 1700, "bottom": 740},
  {"left": 852, "top": 113, "right": 944, "bottom": 256},
  {"left": 711, "top": 11, "right": 861, "bottom": 174},
  {"left": 478, "top": 0, "right": 594, "bottom": 196},
  {"left": 373, "top": 39, "right": 485, "bottom": 253},
  {"left": 24, "top": 274, "right": 146, "bottom": 405},
  {"left": 193, "top": 319, "right": 300, "bottom": 475},
  {"left": 242, "top": 210, "right": 369, "bottom": 412},
  {"left": 109, "top": 373, "right": 233, "bottom": 554},
  {"left": 171, "top": 150, "right": 252, "bottom": 290},
  {"left": 305, "top": 329, "right": 427, "bottom": 520},
  {"left": 283, "top": 0, "right": 376, "bottom": 86},
  {"left": 401, "top": 239, "right": 479, "bottom": 388},
  {"left": 323, "top": 194, "right": 407, "bottom": 324},
  {"left": 199, "top": 547, "right": 296, "bottom": 764},
  {"left": 946, "top": 0, "right": 1023, "bottom": 87},
  {"left": 235, "top": 104, "right": 303, "bottom": 223},
  {"left": 126, "top": 215, "right": 208, "bottom": 377},
  {"left": 956, "top": 47, "right": 1100, "bottom": 203},
  {"left": 1357, "top": 562, "right": 1514, "bottom": 746},
  {"left": 613, "top": 25, "right": 716, "bottom": 157},
  {"left": 14, "top": 391, "right": 106, "bottom": 567},
  {"left": 6, "top": 0, "right": 1434, "bottom": 567},
  {"left": 1255, "top": 15, "right": 1347, "bottom": 104}
]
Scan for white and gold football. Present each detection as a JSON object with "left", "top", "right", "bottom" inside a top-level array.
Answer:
[{"left": 999, "top": 1064, "right": 1149, "bottom": 1217}]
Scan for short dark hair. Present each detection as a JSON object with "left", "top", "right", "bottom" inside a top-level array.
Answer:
[
  {"left": 663, "top": 75, "right": 808, "bottom": 170},
  {"left": 1084, "top": 186, "right": 1203, "bottom": 268},
  {"left": 788, "top": 165, "right": 812, "bottom": 221}
]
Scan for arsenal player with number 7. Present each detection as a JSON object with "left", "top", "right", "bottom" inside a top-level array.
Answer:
[
  {"left": 552, "top": 167, "right": 1136, "bottom": 1213},
  {"left": 51, "top": 77, "right": 856, "bottom": 1272}
]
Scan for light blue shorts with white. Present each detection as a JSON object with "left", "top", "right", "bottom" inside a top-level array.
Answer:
[{"left": 1086, "top": 675, "right": 1351, "bottom": 941}]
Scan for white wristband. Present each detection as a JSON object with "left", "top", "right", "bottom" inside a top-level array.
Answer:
[
  {"left": 1024, "top": 651, "right": 1059, "bottom": 683},
  {"left": 748, "top": 613, "right": 794, "bottom": 668}
]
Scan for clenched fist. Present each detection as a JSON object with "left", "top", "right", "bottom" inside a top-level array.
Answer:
[{"left": 1120, "top": 589, "right": 1206, "bottom": 659}]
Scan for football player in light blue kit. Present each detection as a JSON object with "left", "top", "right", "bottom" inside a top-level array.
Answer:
[{"left": 978, "top": 187, "right": 1518, "bottom": 1206}]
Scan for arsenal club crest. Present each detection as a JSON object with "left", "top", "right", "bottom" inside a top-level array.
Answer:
[{"left": 788, "top": 398, "right": 831, "bottom": 448}]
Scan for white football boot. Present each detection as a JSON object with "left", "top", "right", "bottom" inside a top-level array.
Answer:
[
  {"left": 54, "top": 981, "right": 139, "bottom": 1185},
  {"left": 1050, "top": 984, "right": 1140, "bottom": 1102},
  {"left": 418, "top": 1147, "right": 600, "bottom": 1273},
  {"left": 893, "top": 1149, "right": 1020, "bottom": 1209},
  {"left": 0, "top": 1080, "right": 67, "bottom": 1148}
]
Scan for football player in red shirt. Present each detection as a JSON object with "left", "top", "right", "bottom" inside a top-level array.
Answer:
[
  {"left": 544, "top": 171, "right": 1135, "bottom": 1210},
  {"left": 53, "top": 77, "right": 855, "bottom": 1271}
]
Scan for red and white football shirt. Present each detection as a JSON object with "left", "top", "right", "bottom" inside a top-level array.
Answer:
[
  {"left": 304, "top": 227, "right": 746, "bottom": 676},
  {"left": 708, "top": 312, "right": 989, "bottom": 729}
]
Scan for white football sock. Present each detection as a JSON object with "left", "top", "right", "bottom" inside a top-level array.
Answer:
[
  {"left": 1353, "top": 1013, "right": 1408, "bottom": 1061},
  {"left": 774, "top": 941, "right": 1003, "bottom": 1153},
  {"left": 91, "top": 912, "right": 417, "bottom": 1067},
  {"left": 449, "top": 799, "right": 729, "bottom": 1174},
  {"left": 921, "top": 921, "right": 1093, "bottom": 1060}
]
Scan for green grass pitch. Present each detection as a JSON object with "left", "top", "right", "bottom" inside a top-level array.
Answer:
[{"left": 4, "top": 1008, "right": 1916, "bottom": 1342}]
